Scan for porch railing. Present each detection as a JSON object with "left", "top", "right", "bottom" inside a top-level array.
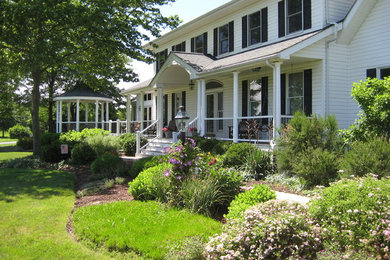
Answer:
[
  {"left": 184, "top": 117, "right": 199, "bottom": 137},
  {"left": 203, "top": 115, "right": 274, "bottom": 143},
  {"left": 136, "top": 120, "right": 158, "bottom": 155}
]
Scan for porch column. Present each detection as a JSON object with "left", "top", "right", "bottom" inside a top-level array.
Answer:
[
  {"left": 67, "top": 103, "right": 71, "bottom": 131},
  {"left": 233, "top": 72, "right": 240, "bottom": 143},
  {"left": 200, "top": 79, "right": 206, "bottom": 136},
  {"left": 55, "top": 101, "right": 59, "bottom": 133},
  {"left": 85, "top": 103, "right": 89, "bottom": 123},
  {"left": 157, "top": 87, "right": 164, "bottom": 138},
  {"left": 95, "top": 101, "right": 99, "bottom": 128},
  {"left": 272, "top": 61, "right": 283, "bottom": 138},
  {"left": 59, "top": 101, "right": 62, "bottom": 133},
  {"left": 76, "top": 99, "right": 80, "bottom": 131},
  {"left": 197, "top": 80, "right": 202, "bottom": 130},
  {"left": 101, "top": 103, "right": 104, "bottom": 129},
  {"left": 140, "top": 91, "right": 144, "bottom": 131},
  {"left": 126, "top": 95, "right": 131, "bottom": 133},
  {"left": 106, "top": 102, "right": 109, "bottom": 131}
]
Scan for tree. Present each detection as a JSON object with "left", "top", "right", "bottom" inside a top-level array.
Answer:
[
  {"left": 0, "top": 0, "right": 180, "bottom": 155},
  {"left": 347, "top": 77, "right": 390, "bottom": 141}
]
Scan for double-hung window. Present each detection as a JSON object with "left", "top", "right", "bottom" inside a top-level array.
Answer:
[
  {"left": 249, "top": 80, "right": 263, "bottom": 116},
  {"left": 195, "top": 35, "right": 204, "bottom": 53},
  {"left": 219, "top": 24, "right": 229, "bottom": 55},
  {"left": 249, "top": 12, "right": 261, "bottom": 45},
  {"left": 287, "top": 72, "right": 304, "bottom": 115},
  {"left": 278, "top": 0, "right": 311, "bottom": 37},
  {"left": 172, "top": 41, "right": 185, "bottom": 52},
  {"left": 287, "top": 0, "right": 303, "bottom": 34}
]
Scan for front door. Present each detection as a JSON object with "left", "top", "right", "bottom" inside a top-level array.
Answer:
[{"left": 206, "top": 92, "right": 223, "bottom": 135}]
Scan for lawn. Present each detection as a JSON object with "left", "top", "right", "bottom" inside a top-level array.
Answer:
[
  {"left": 0, "top": 131, "right": 17, "bottom": 143},
  {"left": 0, "top": 144, "right": 32, "bottom": 161},
  {"left": 74, "top": 200, "right": 222, "bottom": 259},
  {"left": 0, "top": 168, "right": 140, "bottom": 259}
]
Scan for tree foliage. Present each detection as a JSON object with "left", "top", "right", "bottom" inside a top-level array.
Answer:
[
  {"left": 0, "top": 0, "right": 180, "bottom": 154},
  {"left": 345, "top": 77, "right": 390, "bottom": 141}
]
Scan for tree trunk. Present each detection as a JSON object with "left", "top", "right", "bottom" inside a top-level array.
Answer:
[
  {"left": 32, "top": 71, "right": 42, "bottom": 156},
  {"left": 48, "top": 71, "right": 57, "bottom": 133}
]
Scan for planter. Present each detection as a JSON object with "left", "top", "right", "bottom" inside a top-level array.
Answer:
[{"left": 163, "top": 131, "right": 172, "bottom": 138}]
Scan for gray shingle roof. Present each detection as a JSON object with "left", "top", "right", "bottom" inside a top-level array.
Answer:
[{"left": 57, "top": 88, "right": 111, "bottom": 99}]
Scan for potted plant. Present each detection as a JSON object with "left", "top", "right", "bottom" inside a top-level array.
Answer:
[
  {"left": 189, "top": 126, "right": 198, "bottom": 137},
  {"left": 162, "top": 127, "right": 172, "bottom": 138}
]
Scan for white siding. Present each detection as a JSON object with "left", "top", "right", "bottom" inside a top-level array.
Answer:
[{"left": 327, "top": 0, "right": 356, "bottom": 23}]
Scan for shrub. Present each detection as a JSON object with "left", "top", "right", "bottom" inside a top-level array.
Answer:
[
  {"left": 211, "top": 141, "right": 232, "bottom": 155},
  {"left": 341, "top": 137, "right": 390, "bottom": 178},
  {"left": 309, "top": 175, "right": 390, "bottom": 257},
  {"left": 222, "top": 142, "right": 256, "bottom": 168},
  {"left": 205, "top": 200, "right": 324, "bottom": 259},
  {"left": 17, "top": 137, "right": 33, "bottom": 150},
  {"left": 129, "top": 156, "right": 156, "bottom": 179},
  {"left": 8, "top": 124, "right": 32, "bottom": 139},
  {"left": 119, "top": 133, "right": 147, "bottom": 156},
  {"left": 225, "top": 184, "right": 276, "bottom": 219},
  {"left": 40, "top": 132, "right": 69, "bottom": 163},
  {"left": 128, "top": 163, "right": 171, "bottom": 202},
  {"left": 71, "top": 142, "right": 96, "bottom": 165},
  {"left": 242, "top": 149, "right": 273, "bottom": 181},
  {"left": 265, "top": 172, "right": 304, "bottom": 193},
  {"left": 91, "top": 154, "right": 128, "bottom": 179},
  {"left": 275, "top": 111, "right": 342, "bottom": 173},
  {"left": 0, "top": 156, "right": 57, "bottom": 169},
  {"left": 197, "top": 138, "right": 220, "bottom": 154},
  {"left": 291, "top": 147, "right": 340, "bottom": 188},
  {"left": 86, "top": 135, "right": 119, "bottom": 156},
  {"left": 165, "top": 236, "right": 206, "bottom": 260}
]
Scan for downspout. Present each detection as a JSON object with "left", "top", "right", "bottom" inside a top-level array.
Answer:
[{"left": 324, "top": 22, "right": 338, "bottom": 115}]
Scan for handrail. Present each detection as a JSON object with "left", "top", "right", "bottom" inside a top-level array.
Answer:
[
  {"left": 136, "top": 120, "right": 158, "bottom": 155},
  {"left": 184, "top": 117, "right": 198, "bottom": 132}
]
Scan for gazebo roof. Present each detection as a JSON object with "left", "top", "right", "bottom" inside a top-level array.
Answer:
[{"left": 54, "top": 88, "right": 113, "bottom": 102}]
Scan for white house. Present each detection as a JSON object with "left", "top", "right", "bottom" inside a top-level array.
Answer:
[{"left": 122, "top": 0, "right": 390, "bottom": 154}]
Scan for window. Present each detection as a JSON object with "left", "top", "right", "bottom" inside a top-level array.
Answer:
[
  {"left": 214, "top": 22, "right": 234, "bottom": 56},
  {"left": 381, "top": 68, "right": 390, "bottom": 79},
  {"left": 191, "top": 32, "right": 208, "bottom": 54},
  {"left": 172, "top": 41, "right": 185, "bottom": 52},
  {"left": 156, "top": 49, "right": 168, "bottom": 73},
  {"left": 217, "top": 92, "right": 223, "bottom": 130},
  {"left": 219, "top": 24, "right": 229, "bottom": 54},
  {"left": 143, "top": 93, "right": 152, "bottom": 101},
  {"left": 249, "top": 12, "right": 261, "bottom": 45},
  {"left": 287, "top": 72, "right": 304, "bottom": 115},
  {"left": 249, "top": 80, "right": 262, "bottom": 116},
  {"left": 278, "top": 0, "right": 311, "bottom": 37},
  {"left": 287, "top": 0, "right": 303, "bottom": 34}
]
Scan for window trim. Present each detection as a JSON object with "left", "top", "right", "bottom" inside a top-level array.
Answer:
[
  {"left": 219, "top": 24, "right": 229, "bottom": 55},
  {"left": 286, "top": 0, "right": 304, "bottom": 35}
]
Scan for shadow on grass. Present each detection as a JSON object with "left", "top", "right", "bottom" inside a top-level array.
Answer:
[
  {"left": 0, "top": 145, "right": 23, "bottom": 153},
  {"left": 0, "top": 169, "right": 75, "bottom": 202}
]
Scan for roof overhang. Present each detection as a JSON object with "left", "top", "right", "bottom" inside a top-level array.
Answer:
[{"left": 53, "top": 96, "right": 112, "bottom": 102}]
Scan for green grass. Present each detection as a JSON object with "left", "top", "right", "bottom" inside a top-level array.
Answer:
[
  {"left": 0, "top": 131, "right": 17, "bottom": 142},
  {"left": 0, "top": 144, "right": 32, "bottom": 161},
  {"left": 0, "top": 168, "right": 140, "bottom": 259},
  {"left": 74, "top": 200, "right": 223, "bottom": 259}
]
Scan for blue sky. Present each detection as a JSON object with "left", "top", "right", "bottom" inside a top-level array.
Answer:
[{"left": 119, "top": 0, "right": 231, "bottom": 90}]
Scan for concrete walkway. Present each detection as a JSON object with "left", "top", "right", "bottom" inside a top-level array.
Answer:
[
  {"left": 0, "top": 141, "right": 17, "bottom": 145},
  {"left": 275, "top": 191, "right": 311, "bottom": 205}
]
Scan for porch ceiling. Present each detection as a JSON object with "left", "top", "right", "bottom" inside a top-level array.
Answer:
[{"left": 155, "top": 64, "right": 190, "bottom": 88}]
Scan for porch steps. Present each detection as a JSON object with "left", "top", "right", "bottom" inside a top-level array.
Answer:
[{"left": 139, "top": 138, "right": 173, "bottom": 157}]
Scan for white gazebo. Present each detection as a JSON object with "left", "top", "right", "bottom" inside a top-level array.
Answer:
[{"left": 53, "top": 88, "right": 113, "bottom": 133}]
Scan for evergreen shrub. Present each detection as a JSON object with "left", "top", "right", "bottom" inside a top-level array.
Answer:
[
  {"left": 9, "top": 124, "right": 32, "bottom": 139},
  {"left": 91, "top": 154, "right": 128, "bottom": 179},
  {"left": 17, "top": 137, "right": 33, "bottom": 150},
  {"left": 119, "top": 133, "right": 147, "bottom": 156},
  {"left": 222, "top": 142, "right": 256, "bottom": 168},
  {"left": 71, "top": 142, "right": 96, "bottom": 165}
]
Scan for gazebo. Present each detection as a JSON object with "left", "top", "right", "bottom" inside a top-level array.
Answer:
[{"left": 53, "top": 88, "right": 113, "bottom": 133}]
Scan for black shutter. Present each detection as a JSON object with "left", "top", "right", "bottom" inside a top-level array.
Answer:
[
  {"left": 304, "top": 69, "right": 312, "bottom": 116},
  {"left": 163, "top": 49, "right": 168, "bottom": 59},
  {"left": 191, "top": 37, "right": 195, "bottom": 52},
  {"left": 182, "top": 91, "right": 186, "bottom": 109},
  {"left": 303, "top": 0, "right": 312, "bottom": 30},
  {"left": 366, "top": 68, "right": 377, "bottom": 78},
  {"left": 242, "top": 16, "right": 248, "bottom": 48},
  {"left": 278, "top": 1, "right": 285, "bottom": 38},
  {"left": 229, "top": 21, "right": 234, "bottom": 53},
  {"left": 261, "top": 77, "right": 269, "bottom": 125},
  {"left": 171, "top": 93, "right": 175, "bottom": 120},
  {"left": 242, "top": 80, "right": 248, "bottom": 117},
  {"left": 203, "top": 32, "right": 208, "bottom": 55},
  {"left": 261, "top": 7, "right": 268, "bottom": 42},
  {"left": 213, "top": 28, "right": 218, "bottom": 56},
  {"left": 171, "top": 45, "right": 175, "bottom": 51},
  {"left": 281, "top": 73, "right": 286, "bottom": 115}
]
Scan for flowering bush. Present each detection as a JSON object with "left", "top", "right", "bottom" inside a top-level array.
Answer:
[
  {"left": 205, "top": 200, "right": 324, "bottom": 259},
  {"left": 309, "top": 175, "right": 390, "bottom": 257},
  {"left": 189, "top": 127, "right": 197, "bottom": 132},
  {"left": 162, "top": 127, "right": 169, "bottom": 132},
  {"left": 225, "top": 184, "right": 276, "bottom": 220}
]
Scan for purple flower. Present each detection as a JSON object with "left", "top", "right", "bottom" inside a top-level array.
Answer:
[
  {"left": 180, "top": 153, "right": 184, "bottom": 158},
  {"left": 185, "top": 160, "right": 192, "bottom": 166},
  {"left": 164, "top": 168, "right": 171, "bottom": 177},
  {"left": 175, "top": 146, "right": 184, "bottom": 152},
  {"left": 163, "top": 147, "right": 171, "bottom": 153},
  {"left": 176, "top": 176, "right": 182, "bottom": 180},
  {"left": 195, "top": 157, "right": 199, "bottom": 161},
  {"left": 169, "top": 158, "right": 180, "bottom": 165}
]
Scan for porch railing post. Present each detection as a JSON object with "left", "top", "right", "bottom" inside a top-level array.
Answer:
[
  {"left": 233, "top": 72, "right": 240, "bottom": 143},
  {"left": 136, "top": 131, "right": 141, "bottom": 155},
  {"left": 200, "top": 79, "right": 206, "bottom": 136},
  {"left": 109, "top": 120, "right": 112, "bottom": 133},
  {"left": 116, "top": 119, "right": 120, "bottom": 136}
]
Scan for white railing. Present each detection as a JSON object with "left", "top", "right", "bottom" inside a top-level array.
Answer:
[
  {"left": 136, "top": 120, "right": 158, "bottom": 155},
  {"left": 184, "top": 117, "right": 199, "bottom": 137}
]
